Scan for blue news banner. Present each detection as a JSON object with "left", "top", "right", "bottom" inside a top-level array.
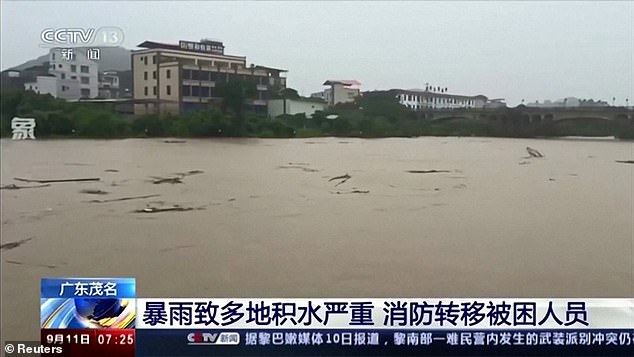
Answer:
[{"left": 134, "top": 298, "right": 634, "bottom": 356}]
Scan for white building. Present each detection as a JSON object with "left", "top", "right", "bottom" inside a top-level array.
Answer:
[
  {"left": 24, "top": 74, "right": 80, "bottom": 100},
  {"left": 48, "top": 48, "right": 99, "bottom": 98},
  {"left": 395, "top": 89, "right": 488, "bottom": 110},
  {"left": 268, "top": 98, "right": 327, "bottom": 118},
  {"left": 312, "top": 80, "right": 361, "bottom": 105},
  {"left": 526, "top": 97, "right": 609, "bottom": 108},
  {"left": 98, "top": 71, "right": 120, "bottom": 98}
]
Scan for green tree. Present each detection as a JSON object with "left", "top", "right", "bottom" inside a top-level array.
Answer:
[{"left": 216, "top": 80, "right": 256, "bottom": 134}]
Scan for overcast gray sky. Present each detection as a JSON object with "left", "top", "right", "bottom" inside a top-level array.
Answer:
[{"left": 1, "top": 1, "right": 632, "bottom": 105}]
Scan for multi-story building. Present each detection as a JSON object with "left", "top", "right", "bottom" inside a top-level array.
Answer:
[
  {"left": 131, "top": 39, "right": 287, "bottom": 115},
  {"left": 395, "top": 89, "right": 488, "bottom": 110},
  {"left": 48, "top": 48, "right": 99, "bottom": 98},
  {"left": 312, "top": 80, "right": 361, "bottom": 105}
]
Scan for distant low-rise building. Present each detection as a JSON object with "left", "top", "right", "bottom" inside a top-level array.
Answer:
[
  {"left": 24, "top": 74, "right": 80, "bottom": 100},
  {"left": 527, "top": 97, "right": 609, "bottom": 108},
  {"left": 98, "top": 71, "right": 120, "bottom": 98},
  {"left": 312, "top": 80, "right": 361, "bottom": 105},
  {"left": 2, "top": 65, "right": 51, "bottom": 92},
  {"left": 268, "top": 98, "right": 327, "bottom": 118},
  {"left": 484, "top": 98, "right": 507, "bottom": 109},
  {"left": 395, "top": 88, "right": 488, "bottom": 110},
  {"left": 1, "top": 70, "right": 25, "bottom": 91}
]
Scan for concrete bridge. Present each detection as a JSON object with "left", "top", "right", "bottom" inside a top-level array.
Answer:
[{"left": 419, "top": 106, "right": 634, "bottom": 125}]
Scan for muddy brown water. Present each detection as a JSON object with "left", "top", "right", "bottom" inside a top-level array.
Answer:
[{"left": 1, "top": 137, "right": 633, "bottom": 339}]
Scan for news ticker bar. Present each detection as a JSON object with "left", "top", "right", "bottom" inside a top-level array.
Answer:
[
  {"left": 135, "top": 329, "right": 634, "bottom": 356},
  {"left": 25, "top": 330, "right": 634, "bottom": 357}
]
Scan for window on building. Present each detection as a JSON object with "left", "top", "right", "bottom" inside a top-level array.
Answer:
[
  {"left": 153, "top": 86, "right": 157, "bottom": 95},
  {"left": 80, "top": 65, "right": 89, "bottom": 73},
  {"left": 152, "top": 55, "right": 156, "bottom": 64},
  {"left": 61, "top": 73, "right": 66, "bottom": 79},
  {"left": 71, "top": 76, "right": 77, "bottom": 80},
  {"left": 80, "top": 88, "right": 90, "bottom": 97},
  {"left": 81, "top": 77, "right": 89, "bottom": 84},
  {"left": 153, "top": 71, "right": 156, "bottom": 79},
  {"left": 182, "top": 69, "right": 191, "bottom": 80},
  {"left": 144, "top": 86, "right": 148, "bottom": 96},
  {"left": 70, "top": 65, "right": 77, "bottom": 72},
  {"left": 191, "top": 70, "right": 200, "bottom": 80},
  {"left": 52, "top": 53, "right": 56, "bottom": 60},
  {"left": 182, "top": 85, "right": 191, "bottom": 96},
  {"left": 191, "top": 86, "right": 200, "bottom": 97},
  {"left": 166, "top": 69, "right": 171, "bottom": 79},
  {"left": 144, "top": 72, "right": 148, "bottom": 80},
  {"left": 166, "top": 85, "right": 171, "bottom": 95},
  {"left": 144, "top": 57, "right": 148, "bottom": 65},
  {"left": 201, "top": 86, "right": 209, "bottom": 97}
]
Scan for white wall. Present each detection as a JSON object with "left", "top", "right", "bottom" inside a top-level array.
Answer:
[
  {"left": 398, "top": 93, "right": 484, "bottom": 109},
  {"left": 268, "top": 99, "right": 327, "bottom": 118},
  {"left": 49, "top": 48, "right": 99, "bottom": 98},
  {"left": 24, "top": 76, "right": 57, "bottom": 96},
  {"left": 24, "top": 76, "right": 80, "bottom": 100},
  {"left": 331, "top": 84, "right": 359, "bottom": 105}
]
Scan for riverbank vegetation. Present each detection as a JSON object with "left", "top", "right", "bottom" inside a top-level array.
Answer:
[{"left": 1, "top": 89, "right": 632, "bottom": 139}]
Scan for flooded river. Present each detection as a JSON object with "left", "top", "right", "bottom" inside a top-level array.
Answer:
[{"left": 1, "top": 137, "right": 633, "bottom": 339}]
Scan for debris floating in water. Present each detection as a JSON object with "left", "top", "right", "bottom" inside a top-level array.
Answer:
[
  {"left": 331, "top": 188, "right": 369, "bottom": 194},
  {"left": 329, "top": 174, "right": 351, "bottom": 182},
  {"left": 151, "top": 170, "right": 204, "bottom": 184},
  {"left": 79, "top": 189, "right": 109, "bottom": 195},
  {"left": 14, "top": 177, "right": 100, "bottom": 183},
  {"left": 173, "top": 170, "right": 204, "bottom": 177},
  {"left": 1, "top": 184, "right": 50, "bottom": 190},
  {"left": 151, "top": 177, "right": 183, "bottom": 184},
  {"left": 526, "top": 147, "right": 544, "bottom": 158},
  {"left": 88, "top": 194, "right": 160, "bottom": 203},
  {"left": 405, "top": 170, "right": 451, "bottom": 174},
  {"left": 1, "top": 237, "right": 34, "bottom": 251},
  {"left": 278, "top": 165, "right": 319, "bottom": 172},
  {"left": 615, "top": 160, "right": 634, "bottom": 164},
  {"left": 328, "top": 173, "right": 352, "bottom": 186},
  {"left": 134, "top": 204, "right": 205, "bottom": 213}
]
